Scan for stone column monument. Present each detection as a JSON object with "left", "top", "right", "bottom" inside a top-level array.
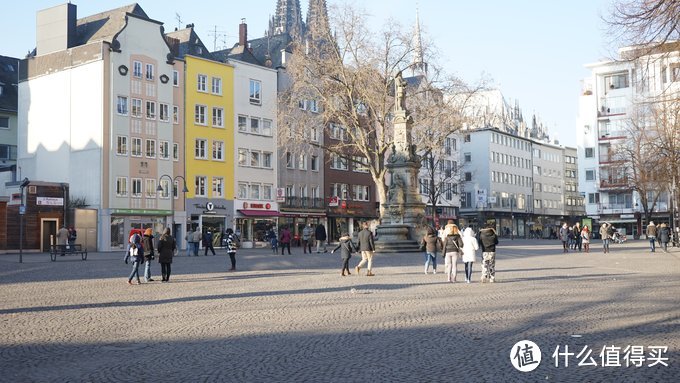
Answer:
[{"left": 375, "top": 71, "right": 427, "bottom": 252}]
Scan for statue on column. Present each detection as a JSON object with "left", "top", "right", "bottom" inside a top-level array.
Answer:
[{"left": 395, "top": 71, "right": 407, "bottom": 111}]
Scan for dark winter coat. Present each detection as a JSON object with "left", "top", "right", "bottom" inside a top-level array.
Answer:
[
  {"left": 332, "top": 236, "right": 357, "bottom": 259},
  {"left": 157, "top": 235, "right": 176, "bottom": 264},
  {"left": 478, "top": 228, "right": 499, "bottom": 252},
  {"left": 142, "top": 234, "right": 155, "bottom": 260},
  {"left": 421, "top": 233, "right": 442, "bottom": 253},
  {"left": 357, "top": 228, "right": 375, "bottom": 251},
  {"left": 442, "top": 234, "right": 463, "bottom": 255},
  {"left": 279, "top": 228, "right": 292, "bottom": 244},
  {"left": 659, "top": 226, "right": 670, "bottom": 243},
  {"left": 315, "top": 224, "right": 327, "bottom": 241}
]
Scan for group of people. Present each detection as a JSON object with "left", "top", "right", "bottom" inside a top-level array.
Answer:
[
  {"left": 645, "top": 221, "right": 673, "bottom": 253},
  {"left": 56, "top": 225, "right": 77, "bottom": 256},
  {"left": 559, "top": 222, "right": 593, "bottom": 253},
  {"left": 331, "top": 222, "right": 376, "bottom": 277},
  {"left": 266, "top": 223, "right": 329, "bottom": 255},
  {"left": 184, "top": 228, "right": 221, "bottom": 257}
]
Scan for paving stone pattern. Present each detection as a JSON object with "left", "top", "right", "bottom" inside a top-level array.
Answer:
[{"left": 0, "top": 239, "right": 678, "bottom": 382}]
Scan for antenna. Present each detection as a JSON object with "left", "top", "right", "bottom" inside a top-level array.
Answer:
[
  {"left": 207, "top": 25, "right": 228, "bottom": 51},
  {"left": 175, "top": 13, "right": 182, "bottom": 30}
]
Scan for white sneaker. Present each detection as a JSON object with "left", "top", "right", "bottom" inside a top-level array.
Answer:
[
  {"left": 432, "top": 270, "right": 437, "bottom": 275},
  {"left": 424, "top": 270, "right": 428, "bottom": 275}
]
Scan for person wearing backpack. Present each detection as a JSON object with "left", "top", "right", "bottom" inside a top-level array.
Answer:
[
  {"left": 157, "top": 228, "right": 176, "bottom": 282},
  {"left": 225, "top": 228, "right": 238, "bottom": 271},
  {"left": 127, "top": 232, "right": 144, "bottom": 285},
  {"left": 477, "top": 223, "right": 499, "bottom": 283},
  {"left": 331, "top": 231, "right": 357, "bottom": 276},
  {"left": 142, "top": 228, "right": 156, "bottom": 282},
  {"left": 441, "top": 223, "right": 464, "bottom": 283}
]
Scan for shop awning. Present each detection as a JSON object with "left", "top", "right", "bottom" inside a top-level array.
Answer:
[{"left": 237, "top": 209, "right": 280, "bottom": 217}]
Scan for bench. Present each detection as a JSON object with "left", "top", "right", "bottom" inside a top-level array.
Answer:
[{"left": 50, "top": 244, "right": 88, "bottom": 261}]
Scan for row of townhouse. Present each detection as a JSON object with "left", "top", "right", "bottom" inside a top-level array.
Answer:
[{"left": 2, "top": 2, "right": 377, "bottom": 252}]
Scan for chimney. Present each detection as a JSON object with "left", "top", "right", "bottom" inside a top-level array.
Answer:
[
  {"left": 36, "top": 3, "right": 77, "bottom": 56},
  {"left": 239, "top": 19, "right": 248, "bottom": 47}
]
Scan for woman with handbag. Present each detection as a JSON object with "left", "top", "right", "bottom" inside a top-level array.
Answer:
[
  {"left": 441, "top": 223, "right": 464, "bottom": 283},
  {"left": 157, "top": 228, "right": 176, "bottom": 282},
  {"left": 331, "top": 231, "right": 358, "bottom": 276}
]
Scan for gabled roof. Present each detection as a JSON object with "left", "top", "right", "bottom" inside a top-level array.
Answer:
[
  {"left": 76, "top": 3, "right": 150, "bottom": 46},
  {"left": 237, "top": 33, "right": 294, "bottom": 68},
  {"left": 0, "top": 55, "right": 19, "bottom": 113},
  {"left": 165, "top": 26, "right": 214, "bottom": 60}
]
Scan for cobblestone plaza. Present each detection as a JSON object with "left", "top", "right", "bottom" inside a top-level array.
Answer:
[{"left": 1, "top": 239, "right": 678, "bottom": 382}]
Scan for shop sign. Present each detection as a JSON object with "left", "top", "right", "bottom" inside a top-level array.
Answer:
[
  {"left": 329, "top": 196, "right": 339, "bottom": 207},
  {"left": 243, "top": 202, "right": 273, "bottom": 210},
  {"left": 36, "top": 197, "right": 64, "bottom": 206},
  {"left": 112, "top": 209, "right": 173, "bottom": 215},
  {"left": 276, "top": 188, "right": 286, "bottom": 202}
]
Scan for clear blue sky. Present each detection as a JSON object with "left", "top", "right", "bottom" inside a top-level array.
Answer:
[{"left": 2, "top": 0, "right": 615, "bottom": 147}]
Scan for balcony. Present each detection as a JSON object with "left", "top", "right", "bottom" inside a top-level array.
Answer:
[
  {"left": 279, "top": 197, "right": 325, "bottom": 210},
  {"left": 600, "top": 178, "right": 630, "bottom": 190}
]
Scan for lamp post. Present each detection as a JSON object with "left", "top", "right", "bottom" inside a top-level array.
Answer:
[
  {"left": 157, "top": 174, "right": 189, "bottom": 237},
  {"left": 510, "top": 194, "right": 515, "bottom": 240},
  {"left": 19, "top": 178, "right": 30, "bottom": 263}
]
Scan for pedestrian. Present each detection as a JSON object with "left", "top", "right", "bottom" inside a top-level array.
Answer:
[
  {"left": 315, "top": 223, "right": 328, "bottom": 253},
  {"left": 461, "top": 227, "right": 479, "bottom": 283},
  {"left": 441, "top": 223, "right": 463, "bottom": 283},
  {"left": 421, "top": 226, "right": 442, "bottom": 275},
  {"left": 331, "top": 231, "right": 357, "bottom": 276},
  {"left": 203, "top": 230, "right": 216, "bottom": 256},
  {"left": 68, "top": 226, "right": 77, "bottom": 250},
  {"left": 658, "top": 223, "right": 670, "bottom": 253},
  {"left": 573, "top": 222, "right": 582, "bottom": 251},
  {"left": 646, "top": 221, "right": 657, "bottom": 252},
  {"left": 267, "top": 226, "right": 278, "bottom": 253},
  {"left": 157, "top": 228, "right": 176, "bottom": 282},
  {"left": 559, "top": 223, "right": 569, "bottom": 253},
  {"left": 142, "top": 228, "right": 155, "bottom": 282},
  {"left": 57, "top": 225, "right": 69, "bottom": 256},
  {"left": 302, "top": 224, "right": 314, "bottom": 254},
  {"left": 192, "top": 227, "right": 201, "bottom": 256},
  {"left": 600, "top": 223, "right": 612, "bottom": 254},
  {"left": 279, "top": 225, "right": 292, "bottom": 255},
  {"left": 185, "top": 228, "right": 193, "bottom": 256},
  {"left": 225, "top": 228, "right": 237, "bottom": 271},
  {"left": 127, "top": 231, "right": 144, "bottom": 285},
  {"left": 581, "top": 225, "right": 590, "bottom": 253},
  {"left": 356, "top": 222, "right": 376, "bottom": 276},
  {"left": 477, "top": 223, "right": 498, "bottom": 283}
]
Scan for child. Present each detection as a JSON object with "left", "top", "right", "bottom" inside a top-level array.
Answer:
[
  {"left": 268, "top": 227, "right": 278, "bottom": 253},
  {"left": 331, "top": 232, "right": 357, "bottom": 276}
]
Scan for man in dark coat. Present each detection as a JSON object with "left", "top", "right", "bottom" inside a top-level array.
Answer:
[
  {"left": 477, "top": 223, "right": 499, "bottom": 283},
  {"left": 356, "top": 222, "right": 376, "bottom": 276},
  {"left": 315, "top": 223, "right": 328, "bottom": 253}
]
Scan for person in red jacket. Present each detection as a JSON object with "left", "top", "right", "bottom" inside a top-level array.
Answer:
[{"left": 279, "top": 226, "right": 292, "bottom": 255}]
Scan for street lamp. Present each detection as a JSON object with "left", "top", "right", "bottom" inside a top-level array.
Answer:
[
  {"left": 19, "top": 177, "right": 30, "bottom": 263},
  {"left": 510, "top": 194, "right": 515, "bottom": 240},
  {"left": 157, "top": 174, "right": 189, "bottom": 236}
]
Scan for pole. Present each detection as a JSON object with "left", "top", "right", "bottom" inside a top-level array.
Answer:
[
  {"left": 19, "top": 210, "right": 23, "bottom": 263},
  {"left": 511, "top": 196, "right": 514, "bottom": 240}
]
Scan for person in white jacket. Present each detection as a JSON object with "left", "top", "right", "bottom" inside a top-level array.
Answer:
[{"left": 461, "top": 227, "right": 479, "bottom": 283}]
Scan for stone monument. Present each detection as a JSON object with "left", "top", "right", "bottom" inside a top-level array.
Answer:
[{"left": 375, "top": 71, "right": 427, "bottom": 253}]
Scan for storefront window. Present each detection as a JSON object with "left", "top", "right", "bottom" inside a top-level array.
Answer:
[{"left": 111, "top": 217, "right": 125, "bottom": 248}]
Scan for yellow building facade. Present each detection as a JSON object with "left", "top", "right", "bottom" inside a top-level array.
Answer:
[{"left": 184, "top": 55, "right": 235, "bottom": 240}]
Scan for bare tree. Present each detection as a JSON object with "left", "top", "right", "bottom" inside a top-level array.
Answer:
[
  {"left": 605, "top": 0, "right": 680, "bottom": 54},
  {"left": 278, "top": 2, "right": 480, "bottom": 218}
]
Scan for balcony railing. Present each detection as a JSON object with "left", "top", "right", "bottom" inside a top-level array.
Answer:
[
  {"left": 600, "top": 178, "right": 630, "bottom": 189},
  {"left": 280, "top": 197, "right": 325, "bottom": 209}
]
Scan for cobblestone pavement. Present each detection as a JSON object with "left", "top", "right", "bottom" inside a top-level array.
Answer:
[{"left": 0, "top": 239, "right": 678, "bottom": 382}]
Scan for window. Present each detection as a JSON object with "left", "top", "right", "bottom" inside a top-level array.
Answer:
[
  {"left": 0, "top": 116, "right": 8, "bottom": 129},
  {"left": 464, "top": 172, "right": 472, "bottom": 182},
  {"left": 212, "top": 141, "right": 224, "bottom": 160},
  {"left": 145, "top": 63, "right": 154, "bottom": 81},
  {"left": 445, "top": 137, "right": 456, "bottom": 154},
  {"left": 585, "top": 169, "right": 596, "bottom": 181},
  {"left": 172, "top": 70, "right": 179, "bottom": 86},
  {"left": 330, "top": 183, "right": 349, "bottom": 199},
  {"left": 173, "top": 105, "right": 179, "bottom": 124},
  {"left": 159, "top": 141, "right": 169, "bottom": 159},
  {"left": 238, "top": 115, "right": 247, "bottom": 131},
  {"left": 195, "top": 105, "right": 206, "bottom": 125},
  {"left": 464, "top": 152, "right": 471, "bottom": 162},
  {"left": 212, "top": 77, "right": 222, "bottom": 94},
  {"left": 461, "top": 192, "right": 472, "bottom": 208},
  {"left": 588, "top": 193, "right": 600, "bottom": 204},
  {"left": 251, "top": 151, "right": 261, "bottom": 167},
  {"left": 352, "top": 156, "right": 369, "bottom": 173},
  {"left": 298, "top": 153, "right": 307, "bottom": 170},
  {"left": 116, "top": 177, "right": 128, "bottom": 197},
  {"left": 263, "top": 152, "right": 272, "bottom": 168},
  {"left": 250, "top": 118, "right": 260, "bottom": 134},
  {"left": 197, "top": 74, "right": 207, "bottom": 92},
  {"left": 195, "top": 139, "right": 207, "bottom": 159},
  {"left": 585, "top": 147, "right": 594, "bottom": 158},
  {"left": 605, "top": 72, "right": 629, "bottom": 89},
  {"left": 116, "top": 136, "right": 128, "bottom": 155},
  {"left": 145, "top": 139, "right": 156, "bottom": 158},
  {"left": 145, "top": 101, "right": 156, "bottom": 119},
  {"left": 131, "top": 137, "right": 142, "bottom": 157},
  {"left": 249, "top": 79, "right": 261, "bottom": 104},
  {"left": 195, "top": 176, "right": 206, "bottom": 197},
  {"left": 286, "top": 152, "right": 294, "bottom": 168},
  {"left": 299, "top": 185, "right": 308, "bottom": 199},
  {"left": 173, "top": 143, "right": 179, "bottom": 161},
  {"left": 464, "top": 134, "right": 471, "bottom": 143},
  {"left": 159, "top": 179, "right": 170, "bottom": 199},
  {"left": 353, "top": 185, "right": 369, "bottom": 201},
  {"left": 263, "top": 185, "right": 273, "bottom": 200},
  {"left": 131, "top": 98, "right": 142, "bottom": 118},
  {"left": 238, "top": 183, "right": 248, "bottom": 199},
  {"left": 330, "top": 154, "right": 348, "bottom": 170},
  {"left": 212, "top": 177, "right": 224, "bottom": 198},
  {"left": 131, "top": 178, "right": 142, "bottom": 197},
  {"left": 310, "top": 125, "right": 319, "bottom": 142},
  {"left": 159, "top": 103, "right": 169, "bottom": 122},
  {"left": 311, "top": 155, "right": 318, "bottom": 171},
  {"left": 145, "top": 179, "right": 157, "bottom": 198},
  {"left": 116, "top": 96, "right": 128, "bottom": 115},
  {"left": 212, "top": 107, "right": 224, "bottom": 127},
  {"left": 239, "top": 149, "right": 248, "bottom": 166},
  {"left": 330, "top": 123, "right": 346, "bottom": 140},
  {"left": 250, "top": 184, "right": 261, "bottom": 199},
  {"left": 262, "top": 119, "right": 273, "bottom": 136},
  {"left": 132, "top": 61, "right": 142, "bottom": 78}
]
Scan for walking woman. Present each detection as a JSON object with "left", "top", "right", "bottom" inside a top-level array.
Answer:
[
  {"left": 600, "top": 223, "right": 612, "bottom": 254},
  {"left": 157, "top": 228, "right": 176, "bottom": 282},
  {"left": 331, "top": 231, "right": 357, "bottom": 276},
  {"left": 225, "top": 228, "right": 238, "bottom": 271},
  {"left": 421, "top": 226, "right": 442, "bottom": 274},
  {"left": 442, "top": 223, "right": 464, "bottom": 283},
  {"left": 581, "top": 225, "right": 590, "bottom": 253},
  {"left": 127, "top": 232, "right": 144, "bottom": 285},
  {"left": 461, "top": 227, "right": 479, "bottom": 283}
]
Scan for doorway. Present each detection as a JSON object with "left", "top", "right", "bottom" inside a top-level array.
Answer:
[{"left": 41, "top": 218, "right": 58, "bottom": 252}]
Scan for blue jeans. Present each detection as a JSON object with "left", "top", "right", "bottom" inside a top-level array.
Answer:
[
  {"left": 193, "top": 242, "right": 199, "bottom": 256},
  {"left": 649, "top": 237, "right": 656, "bottom": 251},
  {"left": 128, "top": 260, "right": 141, "bottom": 281},
  {"left": 144, "top": 259, "right": 152, "bottom": 281},
  {"left": 602, "top": 238, "right": 610, "bottom": 252},
  {"left": 424, "top": 252, "right": 437, "bottom": 272},
  {"left": 186, "top": 241, "right": 192, "bottom": 256}
]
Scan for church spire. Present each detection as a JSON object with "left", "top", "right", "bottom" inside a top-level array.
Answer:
[
  {"left": 306, "top": 0, "right": 331, "bottom": 44},
  {"left": 411, "top": 7, "right": 428, "bottom": 77},
  {"left": 269, "top": 0, "right": 304, "bottom": 40}
]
